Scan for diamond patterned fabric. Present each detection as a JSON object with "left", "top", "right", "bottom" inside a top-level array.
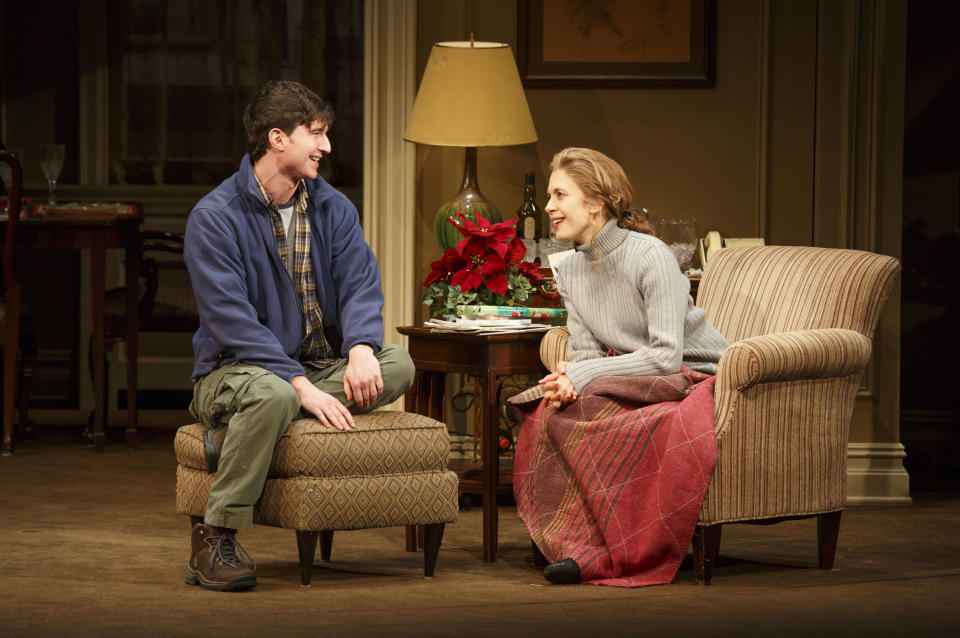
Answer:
[
  {"left": 174, "top": 410, "right": 459, "bottom": 531},
  {"left": 176, "top": 466, "right": 459, "bottom": 530},
  {"left": 175, "top": 411, "right": 450, "bottom": 478}
]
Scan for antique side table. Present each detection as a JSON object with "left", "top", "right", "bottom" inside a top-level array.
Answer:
[
  {"left": 396, "top": 326, "right": 547, "bottom": 562},
  {"left": 1, "top": 205, "right": 143, "bottom": 453}
]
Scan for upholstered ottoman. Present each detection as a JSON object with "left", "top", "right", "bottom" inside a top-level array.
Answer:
[{"left": 175, "top": 410, "right": 460, "bottom": 586}]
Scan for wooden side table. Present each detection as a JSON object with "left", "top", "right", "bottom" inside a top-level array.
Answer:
[
  {"left": 396, "top": 326, "right": 547, "bottom": 562},
  {"left": 2, "top": 206, "right": 143, "bottom": 453}
]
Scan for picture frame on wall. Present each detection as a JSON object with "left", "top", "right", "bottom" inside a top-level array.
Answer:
[{"left": 517, "top": 0, "right": 716, "bottom": 88}]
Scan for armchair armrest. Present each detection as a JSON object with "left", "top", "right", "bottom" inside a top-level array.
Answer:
[
  {"left": 714, "top": 328, "right": 873, "bottom": 438},
  {"left": 717, "top": 328, "right": 872, "bottom": 389},
  {"left": 539, "top": 326, "right": 570, "bottom": 373}
]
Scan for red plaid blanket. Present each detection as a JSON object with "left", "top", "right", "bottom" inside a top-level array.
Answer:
[{"left": 509, "top": 368, "right": 717, "bottom": 587}]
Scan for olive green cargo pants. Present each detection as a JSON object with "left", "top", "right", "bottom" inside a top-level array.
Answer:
[{"left": 189, "top": 344, "right": 415, "bottom": 530}]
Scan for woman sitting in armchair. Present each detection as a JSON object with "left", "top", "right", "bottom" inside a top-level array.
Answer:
[{"left": 514, "top": 147, "right": 729, "bottom": 586}]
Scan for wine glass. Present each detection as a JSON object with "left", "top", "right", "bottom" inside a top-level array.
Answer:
[{"left": 38, "top": 143, "right": 65, "bottom": 205}]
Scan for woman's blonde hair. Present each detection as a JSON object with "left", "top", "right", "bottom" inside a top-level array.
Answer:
[{"left": 549, "top": 147, "right": 654, "bottom": 235}]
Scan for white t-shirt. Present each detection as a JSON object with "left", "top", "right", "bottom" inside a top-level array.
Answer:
[{"left": 278, "top": 202, "right": 296, "bottom": 275}]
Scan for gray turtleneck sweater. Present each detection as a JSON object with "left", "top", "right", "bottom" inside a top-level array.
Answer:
[{"left": 554, "top": 219, "right": 729, "bottom": 392}]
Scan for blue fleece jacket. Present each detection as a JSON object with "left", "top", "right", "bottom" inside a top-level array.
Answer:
[{"left": 184, "top": 154, "right": 384, "bottom": 381}]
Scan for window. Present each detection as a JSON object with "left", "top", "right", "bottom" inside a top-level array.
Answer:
[{"left": 107, "top": 0, "right": 364, "bottom": 198}]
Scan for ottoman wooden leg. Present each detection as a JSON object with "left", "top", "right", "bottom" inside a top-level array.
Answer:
[
  {"left": 296, "top": 531, "right": 319, "bottom": 587},
  {"left": 320, "top": 530, "right": 334, "bottom": 561},
  {"left": 423, "top": 523, "right": 445, "bottom": 578},
  {"left": 190, "top": 515, "right": 203, "bottom": 526}
]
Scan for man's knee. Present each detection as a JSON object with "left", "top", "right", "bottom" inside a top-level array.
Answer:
[
  {"left": 380, "top": 344, "right": 416, "bottom": 392},
  {"left": 378, "top": 344, "right": 415, "bottom": 397},
  {"left": 238, "top": 371, "right": 300, "bottom": 417}
]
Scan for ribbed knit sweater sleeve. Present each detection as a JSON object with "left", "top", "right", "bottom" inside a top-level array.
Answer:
[{"left": 555, "top": 220, "right": 728, "bottom": 392}]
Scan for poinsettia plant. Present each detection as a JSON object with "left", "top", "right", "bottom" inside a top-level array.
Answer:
[{"left": 422, "top": 211, "right": 543, "bottom": 318}]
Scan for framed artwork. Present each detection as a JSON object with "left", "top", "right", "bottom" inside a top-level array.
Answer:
[{"left": 517, "top": 0, "right": 716, "bottom": 87}]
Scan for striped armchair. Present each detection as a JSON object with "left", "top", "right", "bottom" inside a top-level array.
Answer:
[{"left": 539, "top": 246, "right": 900, "bottom": 585}]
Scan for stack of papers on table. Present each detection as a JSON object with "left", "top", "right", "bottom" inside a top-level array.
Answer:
[
  {"left": 423, "top": 305, "right": 564, "bottom": 334},
  {"left": 422, "top": 318, "right": 553, "bottom": 334}
]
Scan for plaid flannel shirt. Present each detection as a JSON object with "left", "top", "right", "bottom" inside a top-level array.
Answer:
[{"left": 255, "top": 177, "right": 337, "bottom": 368}]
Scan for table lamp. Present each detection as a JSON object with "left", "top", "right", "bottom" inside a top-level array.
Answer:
[{"left": 404, "top": 39, "right": 538, "bottom": 249}]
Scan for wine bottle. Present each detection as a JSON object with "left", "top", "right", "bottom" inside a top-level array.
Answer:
[{"left": 515, "top": 169, "right": 543, "bottom": 241}]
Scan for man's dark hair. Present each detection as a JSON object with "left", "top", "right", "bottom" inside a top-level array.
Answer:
[{"left": 242, "top": 80, "right": 336, "bottom": 162}]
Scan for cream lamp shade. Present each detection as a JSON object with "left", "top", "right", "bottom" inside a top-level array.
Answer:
[
  {"left": 404, "top": 41, "right": 537, "bottom": 146},
  {"left": 404, "top": 41, "right": 538, "bottom": 249}
]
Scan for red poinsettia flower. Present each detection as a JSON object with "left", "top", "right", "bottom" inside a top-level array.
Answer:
[
  {"left": 422, "top": 209, "right": 547, "bottom": 315},
  {"left": 484, "top": 270, "right": 509, "bottom": 295},
  {"left": 452, "top": 211, "right": 518, "bottom": 241},
  {"left": 451, "top": 251, "right": 506, "bottom": 292},
  {"left": 424, "top": 248, "right": 467, "bottom": 286},
  {"left": 517, "top": 260, "right": 543, "bottom": 282},
  {"left": 451, "top": 212, "right": 518, "bottom": 260},
  {"left": 505, "top": 236, "right": 526, "bottom": 264}
]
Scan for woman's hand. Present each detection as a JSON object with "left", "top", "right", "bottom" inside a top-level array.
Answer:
[{"left": 539, "top": 361, "right": 578, "bottom": 409}]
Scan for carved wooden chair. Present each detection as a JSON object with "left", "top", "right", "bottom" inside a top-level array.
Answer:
[
  {"left": 0, "top": 151, "right": 37, "bottom": 455},
  {"left": 86, "top": 231, "right": 198, "bottom": 437}
]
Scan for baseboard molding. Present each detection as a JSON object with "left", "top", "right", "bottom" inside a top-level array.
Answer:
[
  {"left": 846, "top": 494, "right": 913, "bottom": 505},
  {"left": 846, "top": 442, "right": 913, "bottom": 505}
]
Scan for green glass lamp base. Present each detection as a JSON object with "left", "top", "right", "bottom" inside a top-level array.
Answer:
[
  {"left": 434, "top": 189, "right": 503, "bottom": 250},
  {"left": 432, "top": 147, "right": 504, "bottom": 250}
]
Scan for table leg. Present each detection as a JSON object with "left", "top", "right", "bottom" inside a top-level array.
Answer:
[
  {"left": 403, "top": 371, "right": 422, "bottom": 416},
  {"left": 404, "top": 374, "right": 420, "bottom": 551},
  {"left": 91, "top": 236, "right": 106, "bottom": 452},
  {"left": 412, "top": 371, "right": 429, "bottom": 417},
  {"left": 411, "top": 372, "right": 447, "bottom": 552},
  {"left": 411, "top": 371, "right": 444, "bottom": 422},
  {"left": 429, "top": 373, "right": 444, "bottom": 422},
  {"left": 2, "top": 288, "right": 20, "bottom": 455},
  {"left": 404, "top": 525, "right": 418, "bottom": 553},
  {"left": 125, "top": 234, "right": 138, "bottom": 448},
  {"left": 405, "top": 371, "right": 434, "bottom": 553},
  {"left": 479, "top": 370, "right": 501, "bottom": 562}
]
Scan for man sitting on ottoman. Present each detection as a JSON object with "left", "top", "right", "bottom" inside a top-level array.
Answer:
[{"left": 183, "top": 79, "right": 414, "bottom": 592}]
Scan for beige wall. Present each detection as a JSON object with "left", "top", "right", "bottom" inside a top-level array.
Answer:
[
  {"left": 414, "top": 0, "right": 909, "bottom": 501},
  {"left": 414, "top": 0, "right": 810, "bottom": 310}
]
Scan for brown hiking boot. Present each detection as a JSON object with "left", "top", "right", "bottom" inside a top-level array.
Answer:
[
  {"left": 185, "top": 523, "right": 257, "bottom": 591},
  {"left": 203, "top": 426, "right": 227, "bottom": 473}
]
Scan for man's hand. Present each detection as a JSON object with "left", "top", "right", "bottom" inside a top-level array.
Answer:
[
  {"left": 290, "top": 376, "right": 355, "bottom": 430},
  {"left": 343, "top": 344, "right": 383, "bottom": 410},
  {"left": 538, "top": 361, "right": 578, "bottom": 409}
]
